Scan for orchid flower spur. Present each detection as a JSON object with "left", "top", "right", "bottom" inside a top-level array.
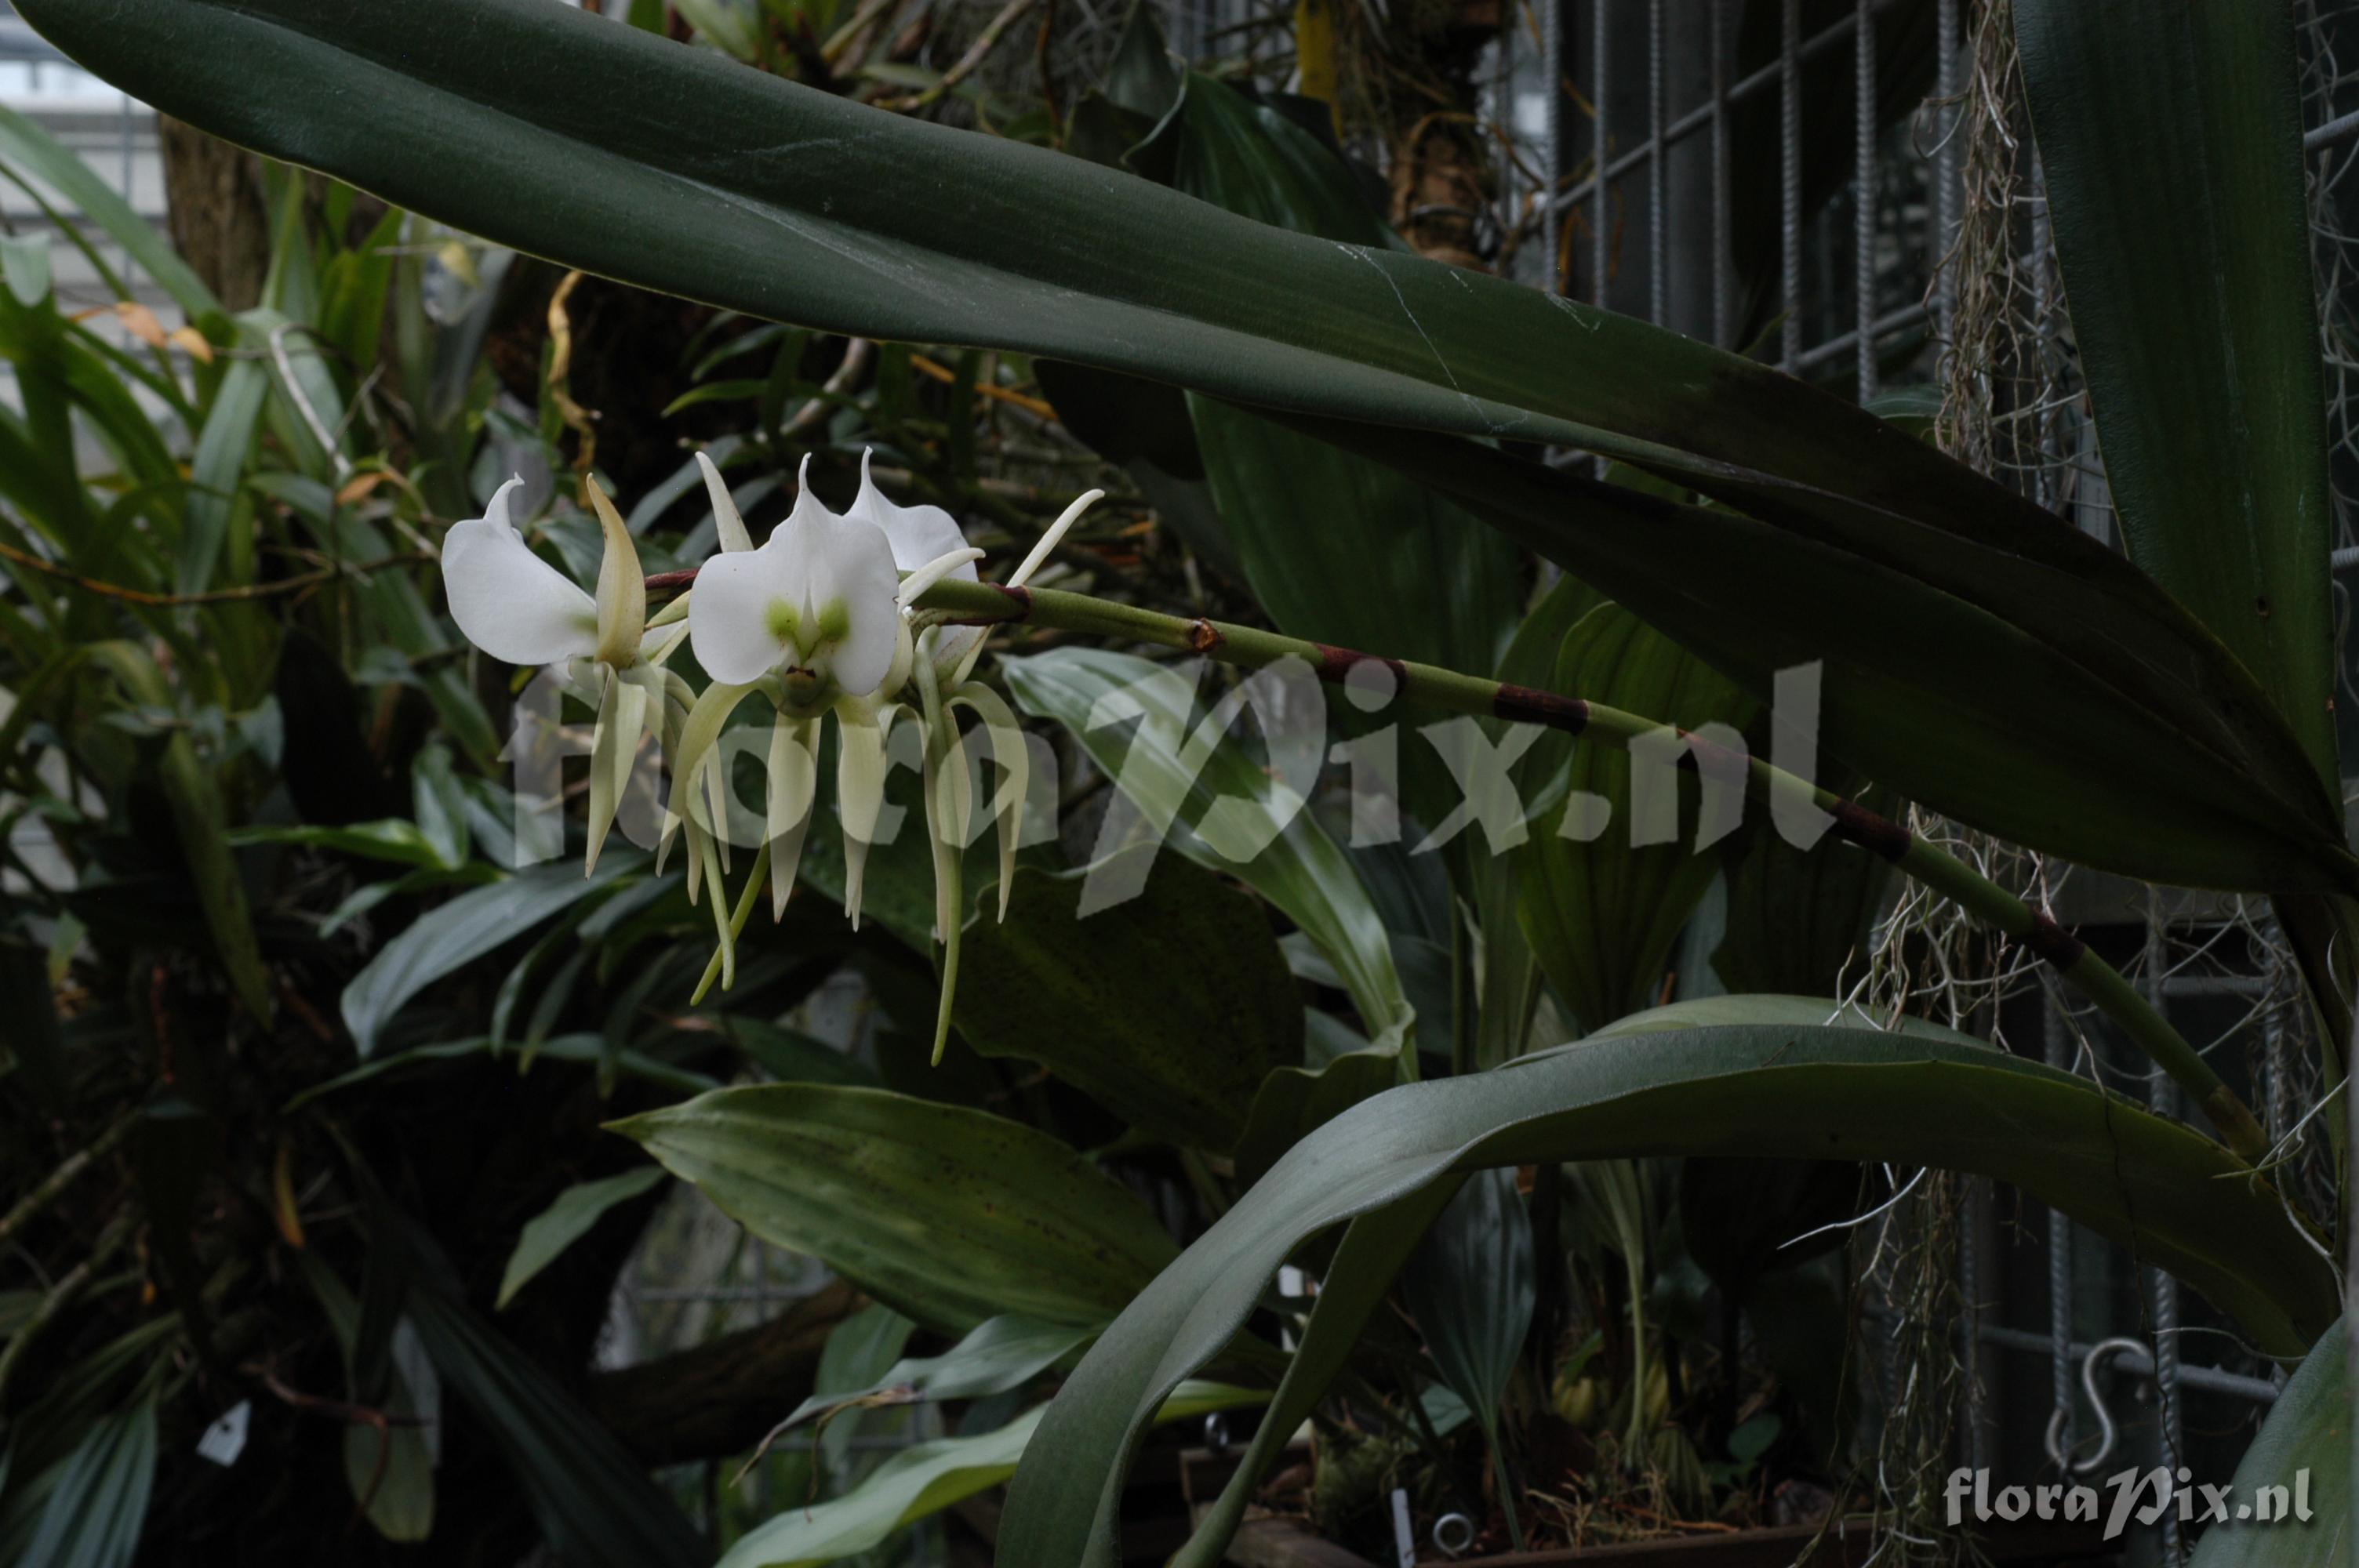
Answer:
[
  {"left": 442, "top": 474, "right": 699, "bottom": 878},
  {"left": 675, "top": 448, "right": 1101, "bottom": 1062}
]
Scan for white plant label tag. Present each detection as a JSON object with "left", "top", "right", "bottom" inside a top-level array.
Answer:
[{"left": 195, "top": 1400, "right": 250, "bottom": 1467}]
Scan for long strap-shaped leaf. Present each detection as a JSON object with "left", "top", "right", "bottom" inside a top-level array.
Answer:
[
  {"left": 994, "top": 1023, "right": 2339, "bottom": 1565},
  {"left": 23, "top": 0, "right": 2341, "bottom": 887},
  {"left": 2017, "top": 0, "right": 2338, "bottom": 795},
  {"left": 1296, "top": 415, "right": 2358, "bottom": 896}
]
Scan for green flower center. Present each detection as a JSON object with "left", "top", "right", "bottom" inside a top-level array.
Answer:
[{"left": 766, "top": 597, "right": 852, "bottom": 663}]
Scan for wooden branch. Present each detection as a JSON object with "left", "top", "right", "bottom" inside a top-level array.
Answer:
[{"left": 584, "top": 1279, "right": 863, "bottom": 1467}]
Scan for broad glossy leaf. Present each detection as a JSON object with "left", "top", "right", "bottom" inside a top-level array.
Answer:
[
  {"left": 1300, "top": 419, "right": 2357, "bottom": 897},
  {"left": 1518, "top": 603, "right": 1758, "bottom": 1033},
  {"left": 2018, "top": 2, "right": 2338, "bottom": 789},
  {"left": 717, "top": 1382, "right": 1262, "bottom": 1568},
  {"left": 1157, "top": 69, "right": 1519, "bottom": 677},
  {"left": 2186, "top": 1319, "right": 2345, "bottom": 1567},
  {"left": 613, "top": 1083, "right": 1180, "bottom": 1333},
  {"left": 1004, "top": 647, "right": 1412, "bottom": 1049},
  {"left": 1714, "top": 773, "right": 1894, "bottom": 999},
  {"left": 35, "top": 0, "right": 2340, "bottom": 887},
  {"left": 1587, "top": 993, "right": 1969, "bottom": 1043},
  {"left": 340, "top": 858, "right": 638, "bottom": 1055},
  {"left": 1468, "top": 575, "right": 1601, "bottom": 1069},
  {"left": 495, "top": 1166, "right": 667, "bottom": 1309},
  {"left": 955, "top": 851, "right": 1296, "bottom": 1150},
  {"left": 997, "top": 1022, "right": 2338, "bottom": 1565},
  {"left": 1231, "top": 1041, "right": 1401, "bottom": 1189}
]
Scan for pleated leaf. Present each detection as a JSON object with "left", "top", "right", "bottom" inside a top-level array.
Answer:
[{"left": 613, "top": 1083, "right": 1180, "bottom": 1333}]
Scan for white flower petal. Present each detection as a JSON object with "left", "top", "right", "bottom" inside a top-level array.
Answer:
[
  {"left": 896, "top": 546, "right": 985, "bottom": 610},
  {"left": 847, "top": 448, "right": 976, "bottom": 579},
  {"left": 765, "top": 715, "right": 822, "bottom": 920},
  {"left": 685, "top": 539, "right": 798, "bottom": 684},
  {"left": 441, "top": 476, "right": 598, "bottom": 666},
  {"left": 695, "top": 449, "right": 754, "bottom": 554},
  {"left": 795, "top": 484, "right": 901, "bottom": 699},
  {"left": 1009, "top": 488, "right": 1103, "bottom": 588}
]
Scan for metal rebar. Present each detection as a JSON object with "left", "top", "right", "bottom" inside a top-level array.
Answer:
[
  {"left": 1791, "top": 300, "right": 1925, "bottom": 371},
  {"left": 1933, "top": 0, "right": 1960, "bottom": 342},
  {"left": 1648, "top": 0, "right": 1667, "bottom": 324},
  {"left": 1779, "top": 0, "right": 1801, "bottom": 368},
  {"left": 1543, "top": 0, "right": 1563, "bottom": 285},
  {"left": 2043, "top": 992, "right": 2076, "bottom": 1454},
  {"left": 1853, "top": 0, "right": 1877, "bottom": 399},
  {"left": 1973, "top": 1323, "right": 2281, "bottom": 1407},
  {"left": 2306, "top": 103, "right": 2359, "bottom": 151},
  {"left": 1961, "top": 1175, "right": 1989, "bottom": 1473},
  {"left": 1593, "top": 0, "right": 1612, "bottom": 312},
  {"left": 1548, "top": 0, "right": 1896, "bottom": 216},
  {"left": 1710, "top": 0, "right": 1730, "bottom": 346},
  {"left": 2144, "top": 896, "right": 2185, "bottom": 1565}
]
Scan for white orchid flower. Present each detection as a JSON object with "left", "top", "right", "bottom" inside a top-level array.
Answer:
[
  {"left": 675, "top": 448, "right": 1103, "bottom": 1062},
  {"left": 688, "top": 453, "right": 902, "bottom": 704},
  {"left": 440, "top": 474, "right": 692, "bottom": 877}
]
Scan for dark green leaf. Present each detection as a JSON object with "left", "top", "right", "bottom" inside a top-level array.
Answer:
[
  {"left": 2018, "top": 2, "right": 2337, "bottom": 788},
  {"left": 1713, "top": 771, "right": 1894, "bottom": 998},
  {"left": 707, "top": 1015, "right": 877, "bottom": 1086},
  {"left": 1004, "top": 647, "right": 1411, "bottom": 1048},
  {"left": 1150, "top": 69, "right": 1521, "bottom": 677},
  {"left": 1230, "top": 1043, "right": 1400, "bottom": 1189},
  {"left": 37, "top": 0, "right": 2338, "bottom": 896},
  {"left": 303, "top": 1257, "right": 436, "bottom": 1541},
  {"left": 15, "top": 1397, "right": 157, "bottom": 1568},
  {"left": 715, "top": 1382, "right": 1259, "bottom": 1568},
  {"left": 955, "top": 850, "right": 1297, "bottom": 1149},
  {"left": 612, "top": 1083, "right": 1181, "bottom": 1332},
  {"left": 340, "top": 858, "right": 638, "bottom": 1055},
  {"left": 2186, "top": 1319, "right": 2344, "bottom": 1567},
  {"left": 998, "top": 1020, "right": 2337, "bottom": 1564},
  {"left": 1401, "top": 1167, "right": 1532, "bottom": 1447},
  {"left": 1301, "top": 419, "right": 2356, "bottom": 897},
  {"left": 405, "top": 1279, "right": 704, "bottom": 1568},
  {"left": 494, "top": 1166, "right": 666, "bottom": 1310},
  {"left": 284, "top": 1032, "right": 718, "bottom": 1111},
  {"left": 1518, "top": 603, "right": 1758, "bottom": 1033},
  {"left": 782, "top": 1316, "right": 1090, "bottom": 1432}
]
